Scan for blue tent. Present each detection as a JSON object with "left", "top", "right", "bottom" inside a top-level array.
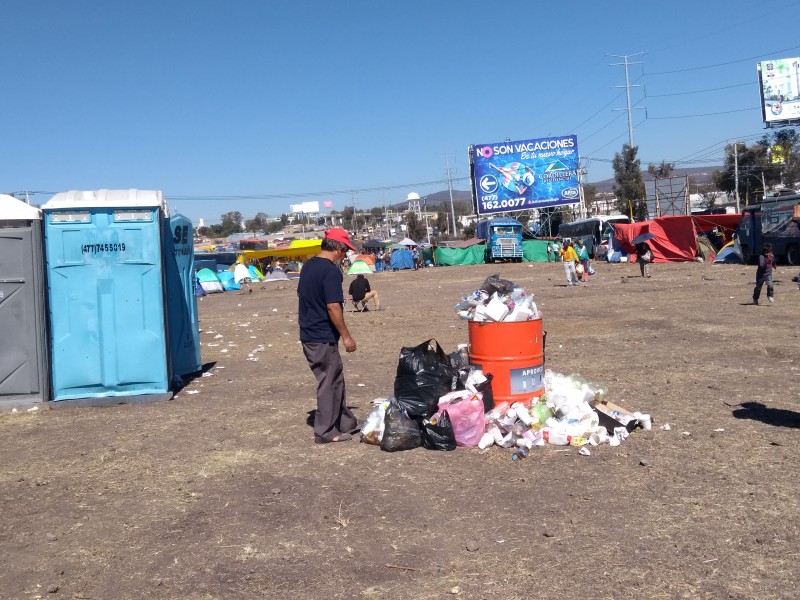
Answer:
[
  {"left": 390, "top": 248, "right": 415, "bottom": 270},
  {"left": 217, "top": 271, "right": 241, "bottom": 291}
]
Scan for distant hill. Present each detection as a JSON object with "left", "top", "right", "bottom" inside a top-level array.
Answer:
[
  {"left": 588, "top": 167, "right": 721, "bottom": 194},
  {"left": 383, "top": 166, "right": 722, "bottom": 212}
]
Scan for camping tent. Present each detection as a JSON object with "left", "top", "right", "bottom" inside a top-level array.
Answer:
[
  {"left": 713, "top": 241, "right": 744, "bottom": 264},
  {"left": 397, "top": 237, "right": 417, "bottom": 247},
  {"left": 362, "top": 239, "right": 385, "bottom": 251},
  {"left": 196, "top": 268, "right": 224, "bottom": 293},
  {"left": 390, "top": 248, "right": 415, "bottom": 270},
  {"left": 234, "top": 263, "right": 252, "bottom": 283},
  {"left": 247, "top": 264, "right": 264, "bottom": 280},
  {"left": 613, "top": 214, "right": 742, "bottom": 262},
  {"left": 347, "top": 260, "right": 374, "bottom": 275},
  {"left": 217, "top": 271, "right": 241, "bottom": 291}
]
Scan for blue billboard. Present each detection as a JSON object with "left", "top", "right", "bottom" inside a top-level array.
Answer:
[{"left": 470, "top": 135, "right": 580, "bottom": 215}]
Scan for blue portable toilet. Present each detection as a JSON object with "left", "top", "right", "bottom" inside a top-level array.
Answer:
[
  {"left": 163, "top": 214, "right": 202, "bottom": 379},
  {"left": 42, "top": 190, "right": 170, "bottom": 402},
  {"left": 0, "top": 195, "right": 50, "bottom": 408}
]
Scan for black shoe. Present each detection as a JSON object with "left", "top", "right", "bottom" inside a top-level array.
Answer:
[
  {"left": 362, "top": 306, "right": 369, "bottom": 312},
  {"left": 753, "top": 298, "right": 759, "bottom": 305}
]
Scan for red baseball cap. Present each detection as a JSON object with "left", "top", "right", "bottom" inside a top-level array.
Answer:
[{"left": 324, "top": 227, "right": 356, "bottom": 251}]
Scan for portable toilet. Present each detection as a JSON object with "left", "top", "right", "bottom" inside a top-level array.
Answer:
[
  {"left": 42, "top": 190, "right": 170, "bottom": 403},
  {"left": 163, "top": 213, "right": 202, "bottom": 379},
  {"left": 0, "top": 195, "right": 50, "bottom": 408}
]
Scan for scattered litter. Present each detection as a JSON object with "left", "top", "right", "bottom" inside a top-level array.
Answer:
[
  {"left": 11, "top": 408, "right": 18, "bottom": 414},
  {"left": 250, "top": 336, "right": 257, "bottom": 339},
  {"left": 272, "top": 308, "right": 278, "bottom": 312},
  {"left": 238, "top": 322, "right": 251, "bottom": 327},
  {"left": 659, "top": 423, "right": 671, "bottom": 431},
  {"left": 27, "top": 406, "right": 39, "bottom": 413},
  {"left": 268, "top": 344, "right": 273, "bottom": 348},
  {"left": 713, "top": 428, "right": 725, "bottom": 432},
  {"left": 214, "top": 334, "right": 223, "bottom": 339},
  {"left": 357, "top": 383, "right": 366, "bottom": 387},
  {"left": 252, "top": 313, "right": 259, "bottom": 317},
  {"left": 207, "top": 343, "right": 219, "bottom": 347},
  {"left": 186, "top": 390, "right": 200, "bottom": 395},
  {"left": 247, "top": 357, "right": 259, "bottom": 362},
  {"left": 216, "top": 366, "right": 225, "bottom": 369},
  {"left": 201, "top": 372, "right": 212, "bottom": 378},
  {"left": 221, "top": 349, "right": 229, "bottom": 353},
  {"left": 579, "top": 447, "right": 591, "bottom": 456},
  {"left": 682, "top": 431, "right": 691, "bottom": 436}
]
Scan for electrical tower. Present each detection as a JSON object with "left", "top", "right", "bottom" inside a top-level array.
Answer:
[{"left": 608, "top": 52, "right": 645, "bottom": 146}]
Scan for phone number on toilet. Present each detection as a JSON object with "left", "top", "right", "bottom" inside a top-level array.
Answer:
[
  {"left": 81, "top": 243, "right": 126, "bottom": 254},
  {"left": 480, "top": 197, "right": 527, "bottom": 210}
]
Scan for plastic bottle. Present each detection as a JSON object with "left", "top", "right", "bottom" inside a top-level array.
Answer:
[
  {"left": 511, "top": 402, "right": 534, "bottom": 426},
  {"left": 511, "top": 447, "right": 529, "bottom": 461}
]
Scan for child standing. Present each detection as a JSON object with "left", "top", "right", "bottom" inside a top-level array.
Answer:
[{"left": 753, "top": 243, "right": 776, "bottom": 305}]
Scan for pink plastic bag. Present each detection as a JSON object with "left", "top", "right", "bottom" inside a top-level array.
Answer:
[{"left": 438, "top": 398, "right": 485, "bottom": 447}]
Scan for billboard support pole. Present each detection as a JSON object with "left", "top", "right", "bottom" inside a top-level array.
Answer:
[{"left": 734, "top": 141, "right": 741, "bottom": 214}]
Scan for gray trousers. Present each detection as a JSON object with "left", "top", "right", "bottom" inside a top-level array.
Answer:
[{"left": 302, "top": 342, "right": 357, "bottom": 442}]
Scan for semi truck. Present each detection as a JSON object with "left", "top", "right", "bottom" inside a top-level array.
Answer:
[
  {"left": 476, "top": 218, "right": 524, "bottom": 262},
  {"left": 735, "top": 193, "right": 800, "bottom": 265}
]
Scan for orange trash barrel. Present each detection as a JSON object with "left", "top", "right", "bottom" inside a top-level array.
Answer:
[{"left": 468, "top": 319, "right": 544, "bottom": 407}]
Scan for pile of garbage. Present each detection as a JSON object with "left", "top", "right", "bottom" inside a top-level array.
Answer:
[
  {"left": 453, "top": 275, "right": 540, "bottom": 322},
  {"left": 361, "top": 340, "right": 651, "bottom": 455}
]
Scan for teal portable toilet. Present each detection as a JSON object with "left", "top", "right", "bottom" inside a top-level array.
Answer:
[
  {"left": 42, "top": 190, "right": 170, "bottom": 402},
  {"left": 164, "top": 213, "right": 202, "bottom": 379},
  {"left": 0, "top": 195, "right": 50, "bottom": 408}
]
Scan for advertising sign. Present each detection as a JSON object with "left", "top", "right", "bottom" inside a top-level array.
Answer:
[
  {"left": 289, "top": 201, "right": 320, "bottom": 214},
  {"left": 758, "top": 57, "right": 800, "bottom": 125},
  {"left": 470, "top": 135, "right": 579, "bottom": 216}
]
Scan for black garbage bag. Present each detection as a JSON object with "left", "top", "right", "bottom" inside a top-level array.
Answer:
[
  {"left": 381, "top": 402, "right": 422, "bottom": 452},
  {"left": 480, "top": 274, "right": 516, "bottom": 296},
  {"left": 421, "top": 410, "right": 457, "bottom": 451},
  {"left": 394, "top": 339, "right": 455, "bottom": 419},
  {"left": 474, "top": 373, "right": 495, "bottom": 413}
]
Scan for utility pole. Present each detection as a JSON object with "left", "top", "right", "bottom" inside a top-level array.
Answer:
[
  {"left": 445, "top": 154, "right": 457, "bottom": 237},
  {"left": 608, "top": 52, "right": 645, "bottom": 146},
  {"left": 733, "top": 141, "right": 740, "bottom": 213}
]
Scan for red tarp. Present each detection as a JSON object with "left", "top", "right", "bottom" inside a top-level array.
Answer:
[{"left": 613, "top": 214, "right": 742, "bottom": 262}]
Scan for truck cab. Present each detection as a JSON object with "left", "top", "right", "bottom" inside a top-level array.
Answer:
[{"left": 476, "top": 218, "right": 524, "bottom": 263}]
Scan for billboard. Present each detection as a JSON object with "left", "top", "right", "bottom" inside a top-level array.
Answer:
[
  {"left": 289, "top": 201, "right": 320, "bottom": 214},
  {"left": 758, "top": 57, "right": 800, "bottom": 125},
  {"left": 470, "top": 135, "right": 579, "bottom": 216}
]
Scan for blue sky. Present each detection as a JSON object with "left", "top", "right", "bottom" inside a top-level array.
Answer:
[{"left": 3, "top": 0, "right": 798, "bottom": 224}]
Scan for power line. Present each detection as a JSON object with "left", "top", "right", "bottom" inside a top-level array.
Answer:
[
  {"left": 646, "top": 81, "right": 755, "bottom": 98},
  {"left": 647, "top": 107, "right": 760, "bottom": 120},
  {"left": 646, "top": 44, "right": 800, "bottom": 75}
]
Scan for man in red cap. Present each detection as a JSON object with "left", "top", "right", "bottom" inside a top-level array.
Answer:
[{"left": 297, "top": 228, "right": 359, "bottom": 443}]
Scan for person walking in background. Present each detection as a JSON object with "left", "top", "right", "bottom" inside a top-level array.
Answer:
[
  {"left": 297, "top": 228, "right": 359, "bottom": 444},
  {"left": 575, "top": 239, "right": 590, "bottom": 283},
  {"left": 636, "top": 242, "right": 653, "bottom": 278},
  {"left": 753, "top": 243, "right": 776, "bottom": 305},
  {"left": 348, "top": 273, "right": 381, "bottom": 311},
  {"left": 546, "top": 242, "right": 553, "bottom": 262},
  {"left": 559, "top": 239, "right": 579, "bottom": 286}
]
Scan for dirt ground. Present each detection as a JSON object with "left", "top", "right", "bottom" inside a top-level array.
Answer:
[{"left": 1, "top": 260, "right": 799, "bottom": 600}]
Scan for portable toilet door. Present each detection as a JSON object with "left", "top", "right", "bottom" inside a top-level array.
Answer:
[
  {"left": 42, "top": 190, "right": 170, "bottom": 402},
  {"left": 163, "top": 214, "right": 202, "bottom": 379},
  {"left": 0, "top": 195, "right": 50, "bottom": 407}
]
